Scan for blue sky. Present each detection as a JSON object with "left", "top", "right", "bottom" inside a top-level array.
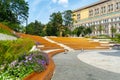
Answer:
[{"left": 25, "top": 0, "right": 99, "bottom": 24}]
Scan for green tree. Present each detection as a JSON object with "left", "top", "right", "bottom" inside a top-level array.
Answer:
[
  {"left": 85, "top": 27, "right": 92, "bottom": 36},
  {"left": 63, "top": 10, "right": 73, "bottom": 29},
  {"left": 46, "top": 22, "right": 57, "bottom": 36},
  {"left": 62, "top": 27, "right": 71, "bottom": 37},
  {"left": 26, "top": 20, "right": 44, "bottom": 36},
  {"left": 0, "top": 0, "right": 29, "bottom": 31},
  {"left": 50, "top": 12, "right": 63, "bottom": 36},
  {"left": 72, "top": 26, "right": 85, "bottom": 37},
  {"left": 72, "top": 26, "right": 92, "bottom": 37}
]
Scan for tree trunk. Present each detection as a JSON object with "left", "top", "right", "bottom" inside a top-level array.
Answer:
[{"left": 60, "top": 31, "right": 63, "bottom": 37}]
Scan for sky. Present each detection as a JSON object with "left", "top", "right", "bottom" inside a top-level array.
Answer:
[{"left": 25, "top": 0, "right": 99, "bottom": 25}]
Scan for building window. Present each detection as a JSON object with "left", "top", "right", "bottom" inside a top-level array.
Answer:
[
  {"left": 101, "top": 7, "right": 103, "bottom": 13},
  {"left": 101, "top": 6, "right": 106, "bottom": 13},
  {"left": 89, "top": 10, "right": 93, "bottom": 16},
  {"left": 77, "top": 14, "right": 80, "bottom": 20},
  {"left": 116, "top": 2, "right": 120, "bottom": 9},
  {"left": 108, "top": 4, "right": 113, "bottom": 12},
  {"left": 108, "top": 5, "right": 110, "bottom": 12},
  {"left": 104, "top": 6, "right": 106, "bottom": 13},
  {"left": 95, "top": 8, "right": 99, "bottom": 15},
  {"left": 111, "top": 4, "right": 113, "bottom": 11}
]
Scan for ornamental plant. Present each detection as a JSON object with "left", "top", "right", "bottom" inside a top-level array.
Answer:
[{"left": 0, "top": 51, "right": 49, "bottom": 80}]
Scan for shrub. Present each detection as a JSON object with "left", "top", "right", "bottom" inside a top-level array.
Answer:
[
  {"left": 0, "top": 38, "right": 34, "bottom": 65},
  {"left": 0, "top": 51, "right": 49, "bottom": 80},
  {"left": 113, "top": 34, "right": 120, "bottom": 43}
]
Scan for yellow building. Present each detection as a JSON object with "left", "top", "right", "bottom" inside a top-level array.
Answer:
[{"left": 73, "top": 0, "right": 120, "bottom": 36}]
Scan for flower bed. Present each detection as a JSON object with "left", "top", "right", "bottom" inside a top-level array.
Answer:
[
  {"left": 0, "top": 51, "right": 49, "bottom": 80},
  {"left": 24, "top": 49, "right": 65, "bottom": 80}
]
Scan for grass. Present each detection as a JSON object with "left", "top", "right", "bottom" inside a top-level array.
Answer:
[{"left": 0, "top": 23, "right": 14, "bottom": 36}]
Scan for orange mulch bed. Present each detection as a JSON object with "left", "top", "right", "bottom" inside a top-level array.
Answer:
[
  {"left": 24, "top": 49, "right": 65, "bottom": 80},
  {"left": 49, "top": 37, "right": 109, "bottom": 50},
  {"left": 16, "top": 33, "right": 64, "bottom": 50}
]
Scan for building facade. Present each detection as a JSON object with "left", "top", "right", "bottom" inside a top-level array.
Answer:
[{"left": 73, "top": 0, "right": 120, "bottom": 36}]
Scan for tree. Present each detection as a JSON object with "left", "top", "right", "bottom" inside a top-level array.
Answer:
[
  {"left": 62, "top": 27, "right": 71, "bottom": 37},
  {"left": 26, "top": 20, "right": 44, "bottom": 36},
  {"left": 72, "top": 26, "right": 85, "bottom": 37},
  {"left": 85, "top": 27, "right": 92, "bottom": 36},
  {"left": 111, "top": 26, "right": 117, "bottom": 38},
  {"left": 50, "top": 12, "right": 63, "bottom": 36},
  {"left": 72, "top": 26, "right": 92, "bottom": 37},
  {"left": 63, "top": 10, "right": 73, "bottom": 29},
  {"left": 46, "top": 22, "right": 57, "bottom": 36},
  {"left": 0, "top": 0, "right": 29, "bottom": 31}
]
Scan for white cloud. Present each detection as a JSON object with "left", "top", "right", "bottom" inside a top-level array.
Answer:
[
  {"left": 58, "top": 0, "right": 68, "bottom": 4},
  {"left": 51, "top": 0, "right": 68, "bottom": 7}
]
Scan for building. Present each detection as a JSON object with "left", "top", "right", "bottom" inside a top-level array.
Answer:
[{"left": 73, "top": 0, "right": 120, "bottom": 36}]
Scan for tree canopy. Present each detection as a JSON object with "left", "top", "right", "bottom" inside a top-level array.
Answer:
[
  {"left": 0, "top": 0, "right": 29, "bottom": 24},
  {"left": 26, "top": 20, "right": 45, "bottom": 36},
  {"left": 63, "top": 10, "right": 73, "bottom": 29}
]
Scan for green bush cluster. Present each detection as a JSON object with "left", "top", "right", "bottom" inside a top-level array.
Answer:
[
  {"left": 113, "top": 34, "right": 120, "bottom": 43},
  {"left": 91, "top": 35, "right": 110, "bottom": 39},
  {"left": 0, "top": 38, "right": 34, "bottom": 65}
]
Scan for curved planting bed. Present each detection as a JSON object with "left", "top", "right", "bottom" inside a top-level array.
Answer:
[
  {"left": 0, "top": 51, "right": 50, "bottom": 80},
  {"left": 24, "top": 49, "right": 65, "bottom": 80}
]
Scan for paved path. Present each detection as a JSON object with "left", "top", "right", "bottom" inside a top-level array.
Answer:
[
  {"left": 52, "top": 50, "right": 120, "bottom": 80},
  {"left": 77, "top": 50, "right": 120, "bottom": 73},
  {"left": 0, "top": 33, "right": 17, "bottom": 40}
]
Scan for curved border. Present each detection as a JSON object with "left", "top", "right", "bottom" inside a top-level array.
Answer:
[{"left": 24, "top": 49, "right": 65, "bottom": 80}]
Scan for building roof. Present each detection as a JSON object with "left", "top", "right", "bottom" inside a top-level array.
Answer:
[{"left": 73, "top": 0, "right": 110, "bottom": 12}]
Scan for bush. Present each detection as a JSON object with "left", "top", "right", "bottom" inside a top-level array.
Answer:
[
  {"left": 0, "top": 51, "right": 49, "bottom": 80},
  {"left": 0, "top": 38, "right": 34, "bottom": 65},
  {"left": 113, "top": 34, "right": 120, "bottom": 43},
  {"left": 91, "top": 36, "right": 97, "bottom": 39}
]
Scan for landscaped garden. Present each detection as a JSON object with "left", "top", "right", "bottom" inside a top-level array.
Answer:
[
  {"left": 0, "top": 38, "right": 50, "bottom": 80},
  {"left": 1, "top": 0, "right": 120, "bottom": 79}
]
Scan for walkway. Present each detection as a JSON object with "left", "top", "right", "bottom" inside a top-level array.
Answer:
[
  {"left": 43, "top": 37, "right": 74, "bottom": 51},
  {"left": 0, "top": 33, "right": 17, "bottom": 40},
  {"left": 52, "top": 50, "right": 120, "bottom": 80}
]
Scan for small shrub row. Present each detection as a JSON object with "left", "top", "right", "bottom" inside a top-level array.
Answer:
[
  {"left": 91, "top": 35, "right": 110, "bottom": 39},
  {"left": 0, "top": 51, "right": 49, "bottom": 80},
  {"left": 112, "top": 34, "right": 120, "bottom": 43}
]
